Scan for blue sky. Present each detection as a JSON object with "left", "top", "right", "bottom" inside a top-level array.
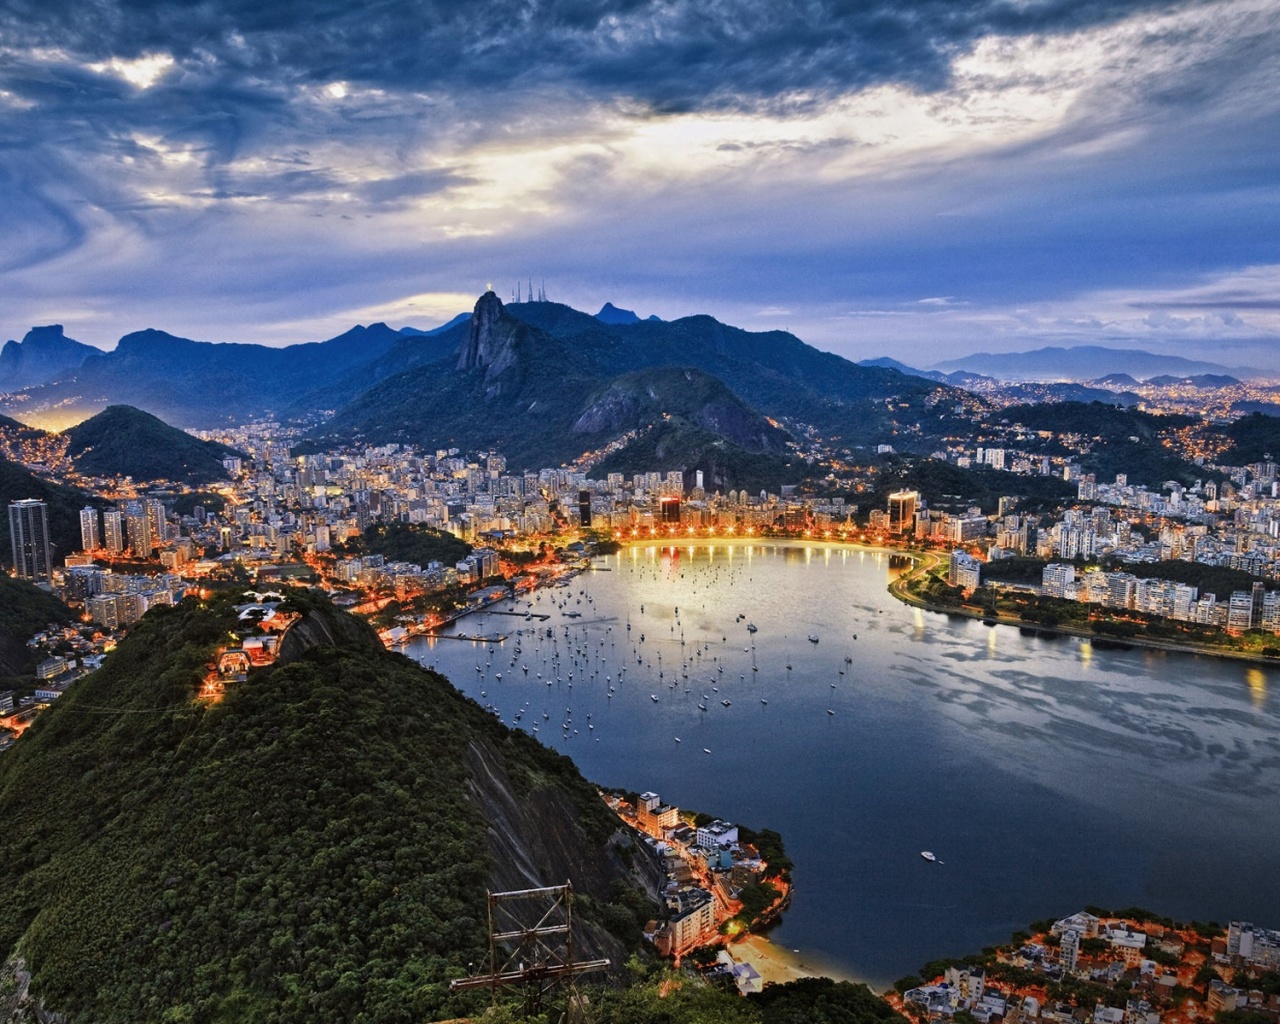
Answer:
[{"left": 2, "top": 0, "right": 1279, "bottom": 368}]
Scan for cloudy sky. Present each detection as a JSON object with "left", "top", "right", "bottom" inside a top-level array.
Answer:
[{"left": 2, "top": 0, "right": 1279, "bottom": 367}]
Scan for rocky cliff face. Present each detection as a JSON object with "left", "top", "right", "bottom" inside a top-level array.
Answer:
[
  {"left": 464, "top": 739, "right": 664, "bottom": 972},
  {"left": 0, "top": 326, "right": 98, "bottom": 392},
  {"left": 570, "top": 367, "right": 789, "bottom": 452},
  {"left": 276, "top": 602, "right": 384, "bottom": 664},
  {"left": 456, "top": 291, "right": 523, "bottom": 383}
]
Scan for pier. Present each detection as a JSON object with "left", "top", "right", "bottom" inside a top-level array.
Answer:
[{"left": 422, "top": 632, "right": 509, "bottom": 643}]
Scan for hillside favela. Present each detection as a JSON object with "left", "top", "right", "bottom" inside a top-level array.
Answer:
[{"left": 2, "top": 2, "right": 1280, "bottom": 1023}]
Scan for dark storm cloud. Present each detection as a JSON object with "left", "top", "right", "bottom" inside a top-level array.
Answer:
[
  {"left": 0, "top": 0, "right": 1193, "bottom": 113},
  {"left": 1, "top": 0, "right": 1276, "bottom": 364}
]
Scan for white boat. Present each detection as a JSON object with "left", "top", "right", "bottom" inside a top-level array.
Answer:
[
  {"left": 747, "top": 623, "right": 758, "bottom": 633},
  {"left": 808, "top": 635, "right": 820, "bottom": 643},
  {"left": 921, "top": 851, "right": 938, "bottom": 863},
  {"left": 650, "top": 694, "right": 659, "bottom": 702}
]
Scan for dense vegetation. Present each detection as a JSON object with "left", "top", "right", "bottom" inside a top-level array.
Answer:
[
  {"left": 596, "top": 418, "right": 804, "bottom": 494},
  {"left": 749, "top": 977, "right": 907, "bottom": 1024},
  {"left": 0, "top": 591, "right": 641, "bottom": 1022},
  {"left": 477, "top": 966, "right": 908, "bottom": 1024},
  {"left": 61, "top": 405, "right": 242, "bottom": 484},
  {"left": 980, "top": 557, "right": 1050, "bottom": 584},
  {"left": 170, "top": 491, "right": 227, "bottom": 516},
  {"left": 0, "top": 575, "right": 73, "bottom": 678},
  {"left": 1224, "top": 411, "right": 1280, "bottom": 464},
  {"left": 337, "top": 522, "right": 472, "bottom": 567},
  {"left": 870, "top": 459, "right": 1073, "bottom": 515},
  {"left": 0, "top": 456, "right": 109, "bottom": 565},
  {"left": 1110, "top": 558, "right": 1267, "bottom": 600},
  {"left": 997, "top": 402, "right": 1195, "bottom": 442}
]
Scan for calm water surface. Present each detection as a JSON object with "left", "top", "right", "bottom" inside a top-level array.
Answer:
[{"left": 406, "top": 542, "right": 1280, "bottom": 986}]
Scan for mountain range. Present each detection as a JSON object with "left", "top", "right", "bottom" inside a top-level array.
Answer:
[
  {"left": 0, "top": 323, "right": 408, "bottom": 429},
  {"left": 930, "top": 345, "right": 1269, "bottom": 381},
  {"left": 0, "top": 296, "right": 954, "bottom": 488},
  {"left": 10, "top": 298, "right": 1275, "bottom": 490},
  {"left": 298, "top": 291, "right": 953, "bottom": 485}
]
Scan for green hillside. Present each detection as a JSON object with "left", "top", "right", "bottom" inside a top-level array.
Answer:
[
  {"left": 61, "top": 405, "right": 241, "bottom": 485},
  {"left": 0, "top": 413, "right": 50, "bottom": 445},
  {"left": 1224, "top": 411, "right": 1280, "bottom": 464},
  {"left": 0, "top": 575, "right": 73, "bottom": 678},
  {"left": 595, "top": 418, "right": 804, "bottom": 494},
  {"left": 0, "top": 592, "right": 649, "bottom": 1022},
  {"left": 992, "top": 402, "right": 1204, "bottom": 488},
  {"left": 337, "top": 522, "right": 472, "bottom": 567}
]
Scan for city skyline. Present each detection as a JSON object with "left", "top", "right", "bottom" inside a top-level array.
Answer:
[{"left": 2, "top": 0, "right": 1279, "bottom": 367}]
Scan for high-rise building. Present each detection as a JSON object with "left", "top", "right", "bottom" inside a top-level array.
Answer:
[
  {"left": 145, "top": 499, "right": 167, "bottom": 547},
  {"left": 659, "top": 497, "right": 681, "bottom": 525},
  {"left": 124, "top": 502, "right": 152, "bottom": 557},
  {"left": 80, "top": 506, "right": 101, "bottom": 551},
  {"left": 578, "top": 489, "right": 592, "bottom": 528},
  {"left": 102, "top": 509, "right": 125, "bottom": 554},
  {"left": 1041, "top": 563, "right": 1076, "bottom": 599},
  {"left": 9, "top": 499, "right": 53, "bottom": 583},
  {"left": 1060, "top": 929, "right": 1080, "bottom": 974},
  {"left": 887, "top": 490, "right": 918, "bottom": 534}
]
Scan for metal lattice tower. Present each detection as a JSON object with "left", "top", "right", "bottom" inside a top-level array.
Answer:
[{"left": 449, "top": 882, "right": 610, "bottom": 1017}]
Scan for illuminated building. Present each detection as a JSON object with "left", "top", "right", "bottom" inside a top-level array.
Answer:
[
  {"left": 8, "top": 499, "right": 53, "bottom": 584},
  {"left": 887, "top": 490, "right": 918, "bottom": 534},
  {"left": 102, "top": 509, "right": 125, "bottom": 554},
  {"left": 80, "top": 506, "right": 101, "bottom": 551}
]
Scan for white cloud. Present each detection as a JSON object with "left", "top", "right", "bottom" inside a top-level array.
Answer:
[{"left": 87, "top": 53, "right": 176, "bottom": 90}]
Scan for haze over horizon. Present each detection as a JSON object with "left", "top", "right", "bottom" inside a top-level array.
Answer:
[{"left": 3, "top": 0, "right": 1279, "bottom": 367}]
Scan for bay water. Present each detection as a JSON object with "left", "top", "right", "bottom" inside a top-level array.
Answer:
[{"left": 406, "top": 543, "right": 1280, "bottom": 986}]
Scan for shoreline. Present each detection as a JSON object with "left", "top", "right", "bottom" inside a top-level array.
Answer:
[
  {"left": 608, "top": 535, "right": 905, "bottom": 557},
  {"left": 726, "top": 933, "right": 878, "bottom": 990},
  {"left": 888, "top": 550, "right": 1280, "bottom": 669},
  {"left": 606, "top": 534, "right": 1280, "bottom": 667}
]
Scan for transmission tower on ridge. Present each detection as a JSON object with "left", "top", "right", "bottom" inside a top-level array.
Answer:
[{"left": 449, "top": 882, "right": 610, "bottom": 1016}]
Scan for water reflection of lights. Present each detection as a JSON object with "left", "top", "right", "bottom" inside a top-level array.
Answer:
[{"left": 1246, "top": 667, "right": 1267, "bottom": 708}]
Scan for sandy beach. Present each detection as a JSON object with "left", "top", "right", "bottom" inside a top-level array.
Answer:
[{"left": 728, "top": 934, "right": 873, "bottom": 989}]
